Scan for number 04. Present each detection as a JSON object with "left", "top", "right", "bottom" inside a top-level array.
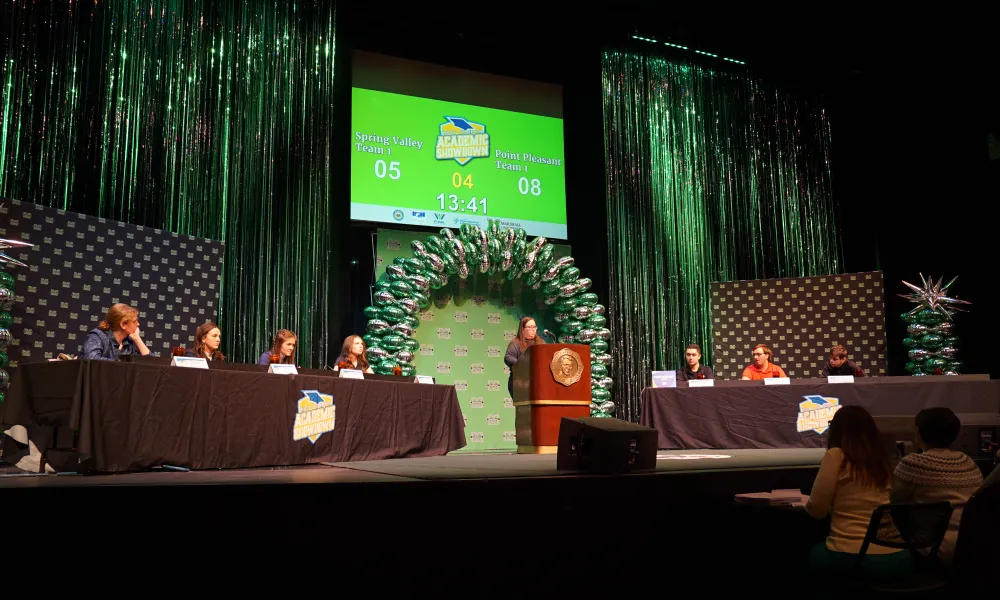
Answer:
[{"left": 375, "top": 160, "right": 401, "bottom": 180}]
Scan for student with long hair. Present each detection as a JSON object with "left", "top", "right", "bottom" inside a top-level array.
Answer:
[
  {"left": 258, "top": 329, "right": 297, "bottom": 365},
  {"left": 503, "top": 316, "right": 544, "bottom": 398},
  {"left": 333, "top": 334, "right": 373, "bottom": 374},
  {"left": 186, "top": 322, "right": 226, "bottom": 361},
  {"left": 82, "top": 303, "right": 151, "bottom": 360},
  {"left": 805, "top": 406, "right": 911, "bottom": 578}
]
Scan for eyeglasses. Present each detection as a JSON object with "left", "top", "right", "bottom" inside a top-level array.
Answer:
[
  {"left": 524, "top": 326, "right": 538, "bottom": 330},
  {"left": 752, "top": 352, "right": 765, "bottom": 357}
]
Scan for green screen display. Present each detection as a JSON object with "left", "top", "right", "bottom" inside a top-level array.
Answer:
[{"left": 351, "top": 88, "right": 568, "bottom": 238}]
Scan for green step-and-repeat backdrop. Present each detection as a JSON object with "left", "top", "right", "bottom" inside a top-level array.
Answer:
[{"left": 376, "top": 228, "right": 570, "bottom": 452}]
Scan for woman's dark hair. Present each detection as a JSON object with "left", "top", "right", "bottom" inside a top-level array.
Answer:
[
  {"left": 515, "top": 316, "right": 544, "bottom": 352},
  {"left": 827, "top": 405, "right": 892, "bottom": 489},
  {"left": 336, "top": 335, "right": 369, "bottom": 371},
  {"left": 192, "top": 322, "right": 226, "bottom": 361},
  {"left": 915, "top": 407, "right": 961, "bottom": 449}
]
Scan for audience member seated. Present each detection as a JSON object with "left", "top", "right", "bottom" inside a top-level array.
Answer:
[
  {"left": 185, "top": 322, "right": 226, "bottom": 362},
  {"left": 82, "top": 303, "right": 151, "bottom": 360},
  {"left": 890, "top": 407, "right": 982, "bottom": 563},
  {"left": 333, "top": 334, "right": 374, "bottom": 374},
  {"left": 804, "top": 406, "right": 911, "bottom": 581},
  {"left": 741, "top": 343, "right": 787, "bottom": 380},
  {"left": 258, "top": 329, "right": 297, "bottom": 366}
]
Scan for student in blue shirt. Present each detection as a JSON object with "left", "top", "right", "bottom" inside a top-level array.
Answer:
[{"left": 82, "top": 303, "right": 151, "bottom": 360}]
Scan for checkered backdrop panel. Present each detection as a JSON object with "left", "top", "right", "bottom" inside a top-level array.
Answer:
[
  {"left": 0, "top": 200, "right": 224, "bottom": 365},
  {"left": 711, "top": 271, "right": 887, "bottom": 379}
]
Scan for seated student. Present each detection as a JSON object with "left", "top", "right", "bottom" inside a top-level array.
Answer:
[
  {"left": 677, "top": 343, "right": 714, "bottom": 381},
  {"left": 82, "top": 303, "right": 151, "bottom": 360},
  {"left": 332, "top": 335, "right": 374, "bottom": 374},
  {"left": 258, "top": 329, "right": 297, "bottom": 365},
  {"left": 891, "top": 407, "right": 983, "bottom": 562},
  {"left": 805, "top": 406, "right": 911, "bottom": 579},
  {"left": 185, "top": 322, "right": 226, "bottom": 362},
  {"left": 822, "top": 344, "right": 863, "bottom": 377},
  {"left": 741, "top": 344, "right": 787, "bottom": 380}
]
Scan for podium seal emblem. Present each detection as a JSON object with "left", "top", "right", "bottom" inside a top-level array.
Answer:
[{"left": 550, "top": 348, "right": 584, "bottom": 387}]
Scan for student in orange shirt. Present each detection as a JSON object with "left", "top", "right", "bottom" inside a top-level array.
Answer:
[{"left": 741, "top": 343, "right": 787, "bottom": 380}]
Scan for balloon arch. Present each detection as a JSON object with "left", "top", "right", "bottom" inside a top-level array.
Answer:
[{"left": 362, "top": 220, "right": 615, "bottom": 418}]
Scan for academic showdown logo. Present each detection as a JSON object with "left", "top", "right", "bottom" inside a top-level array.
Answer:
[
  {"left": 292, "top": 390, "right": 336, "bottom": 444},
  {"left": 435, "top": 117, "right": 489, "bottom": 166},
  {"left": 796, "top": 395, "right": 842, "bottom": 435}
]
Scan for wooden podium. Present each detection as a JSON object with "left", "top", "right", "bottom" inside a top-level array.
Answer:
[{"left": 513, "top": 344, "right": 592, "bottom": 454}]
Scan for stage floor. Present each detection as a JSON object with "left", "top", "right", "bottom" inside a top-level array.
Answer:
[{"left": 0, "top": 447, "right": 825, "bottom": 488}]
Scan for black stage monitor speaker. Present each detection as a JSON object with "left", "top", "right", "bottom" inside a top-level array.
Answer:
[{"left": 557, "top": 417, "right": 657, "bottom": 474}]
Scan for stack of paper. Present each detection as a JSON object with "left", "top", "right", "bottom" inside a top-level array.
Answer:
[{"left": 734, "top": 489, "right": 808, "bottom": 506}]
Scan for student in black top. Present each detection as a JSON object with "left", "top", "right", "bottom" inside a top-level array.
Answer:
[
  {"left": 821, "top": 344, "right": 863, "bottom": 377},
  {"left": 185, "top": 321, "right": 226, "bottom": 361},
  {"left": 677, "top": 343, "right": 714, "bottom": 381}
]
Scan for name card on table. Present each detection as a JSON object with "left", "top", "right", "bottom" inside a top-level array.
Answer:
[
  {"left": 170, "top": 356, "right": 209, "bottom": 369},
  {"left": 414, "top": 375, "right": 435, "bottom": 384},
  {"left": 651, "top": 371, "right": 677, "bottom": 388},
  {"left": 339, "top": 369, "right": 364, "bottom": 380},
  {"left": 827, "top": 375, "right": 855, "bottom": 384},
  {"left": 268, "top": 364, "right": 298, "bottom": 375},
  {"left": 688, "top": 379, "right": 715, "bottom": 388},
  {"left": 764, "top": 377, "right": 791, "bottom": 386}
]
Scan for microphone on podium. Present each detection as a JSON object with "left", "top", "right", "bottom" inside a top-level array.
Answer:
[{"left": 541, "top": 329, "right": 557, "bottom": 343}]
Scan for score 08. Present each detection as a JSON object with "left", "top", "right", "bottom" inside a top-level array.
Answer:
[{"left": 517, "top": 177, "right": 541, "bottom": 196}]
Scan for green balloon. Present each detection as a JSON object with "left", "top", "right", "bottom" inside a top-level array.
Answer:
[
  {"left": 402, "top": 314, "right": 419, "bottom": 329},
  {"left": 513, "top": 238, "right": 527, "bottom": 260},
  {"left": 425, "top": 235, "right": 445, "bottom": 254},
  {"left": 381, "top": 334, "right": 405, "bottom": 350},
  {"left": 902, "top": 337, "right": 919, "bottom": 348},
  {"left": 403, "top": 258, "right": 426, "bottom": 274},
  {"left": 900, "top": 312, "right": 918, "bottom": 324},
  {"left": 554, "top": 298, "right": 577, "bottom": 313},
  {"left": 560, "top": 319, "right": 585, "bottom": 335},
  {"left": 402, "top": 337, "right": 420, "bottom": 352},
  {"left": 0, "top": 311, "right": 11, "bottom": 329},
  {"left": 944, "top": 335, "right": 959, "bottom": 346},
  {"left": 589, "top": 339, "right": 609, "bottom": 354},
  {"left": 576, "top": 293, "right": 599, "bottom": 306},
  {"left": 363, "top": 306, "right": 382, "bottom": 320},
  {"left": 559, "top": 267, "right": 581, "bottom": 283},
  {"left": 413, "top": 291, "right": 431, "bottom": 310},
  {"left": 0, "top": 391, "right": 4, "bottom": 404},
  {"left": 591, "top": 388, "right": 611, "bottom": 402},
  {"left": 921, "top": 334, "right": 944, "bottom": 350},
  {"left": 382, "top": 306, "right": 407, "bottom": 323},
  {"left": 376, "top": 359, "right": 399, "bottom": 375},
  {"left": 948, "top": 359, "right": 964, "bottom": 371},
  {"left": 534, "top": 244, "right": 554, "bottom": 271},
  {"left": 917, "top": 309, "right": 945, "bottom": 326},
  {"left": 591, "top": 363, "right": 608, "bottom": 378},
  {"left": 904, "top": 361, "right": 921, "bottom": 374},
  {"left": 542, "top": 279, "right": 563, "bottom": 296},
  {"left": 375, "top": 278, "right": 392, "bottom": 292},
  {"left": 587, "top": 315, "right": 607, "bottom": 329},
  {"left": 524, "top": 269, "right": 543, "bottom": 288},
  {"left": 362, "top": 333, "right": 382, "bottom": 348},
  {"left": 0, "top": 351, "right": 7, "bottom": 369},
  {"left": 390, "top": 280, "right": 414, "bottom": 296},
  {"left": 0, "top": 271, "right": 13, "bottom": 290},
  {"left": 400, "top": 364, "right": 416, "bottom": 377}
]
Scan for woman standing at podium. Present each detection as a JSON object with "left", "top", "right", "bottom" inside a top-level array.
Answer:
[{"left": 504, "top": 316, "right": 545, "bottom": 398}]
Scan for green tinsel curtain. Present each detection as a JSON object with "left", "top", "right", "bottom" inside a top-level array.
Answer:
[
  {"left": 602, "top": 49, "right": 841, "bottom": 422},
  {"left": 0, "top": 0, "right": 337, "bottom": 366}
]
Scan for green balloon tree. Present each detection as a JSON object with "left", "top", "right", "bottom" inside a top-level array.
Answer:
[
  {"left": 363, "top": 220, "right": 616, "bottom": 418},
  {"left": 1, "top": 238, "right": 34, "bottom": 403},
  {"left": 900, "top": 274, "right": 970, "bottom": 376}
]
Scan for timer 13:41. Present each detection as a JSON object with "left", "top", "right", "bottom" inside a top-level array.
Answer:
[{"left": 437, "top": 193, "right": 487, "bottom": 214}]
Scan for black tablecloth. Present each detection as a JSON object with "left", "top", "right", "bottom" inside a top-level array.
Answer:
[
  {"left": 640, "top": 379, "right": 1000, "bottom": 449},
  {"left": 1, "top": 360, "right": 466, "bottom": 472}
]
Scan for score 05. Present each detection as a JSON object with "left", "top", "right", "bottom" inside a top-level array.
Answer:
[{"left": 374, "top": 159, "right": 401, "bottom": 180}]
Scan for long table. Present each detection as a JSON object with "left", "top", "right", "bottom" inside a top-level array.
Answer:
[
  {"left": 639, "top": 376, "right": 1000, "bottom": 450},
  {"left": 1, "top": 360, "right": 466, "bottom": 472}
]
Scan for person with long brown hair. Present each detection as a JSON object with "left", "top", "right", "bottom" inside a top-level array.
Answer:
[
  {"left": 333, "top": 334, "right": 373, "bottom": 374},
  {"left": 82, "top": 303, "right": 151, "bottom": 360},
  {"left": 257, "top": 329, "right": 297, "bottom": 365},
  {"left": 503, "top": 316, "right": 545, "bottom": 398},
  {"left": 805, "top": 405, "right": 911, "bottom": 579},
  {"left": 186, "top": 322, "right": 226, "bottom": 361}
]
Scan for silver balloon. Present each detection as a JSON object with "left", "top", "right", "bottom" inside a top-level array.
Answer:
[
  {"left": 367, "top": 319, "right": 390, "bottom": 333},
  {"left": 386, "top": 264, "right": 406, "bottom": 278},
  {"left": 398, "top": 298, "right": 420, "bottom": 314},
  {"left": 0, "top": 287, "right": 12, "bottom": 310},
  {"left": 596, "top": 377, "right": 614, "bottom": 389},
  {"left": 558, "top": 334, "right": 576, "bottom": 344},
  {"left": 554, "top": 312, "right": 571, "bottom": 323},
  {"left": 908, "top": 348, "right": 929, "bottom": 362},
  {"left": 479, "top": 253, "right": 490, "bottom": 273},
  {"left": 408, "top": 274, "right": 430, "bottom": 292},
  {"left": 576, "top": 329, "right": 598, "bottom": 343},
  {"left": 558, "top": 283, "right": 578, "bottom": 298},
  {"left": 0, "top": 368, "right": 8, "bottom": 389},
  {"left": 596, "top": 328, "right": 611, "bottom": 340},
  {"left": 451, "top": 238, "right": 466, "bottom": 262},
  {"left": 395, "top": 350, "right": 414, "bottom": 364},
  {"left": 544, "top": 295, "right": 560, "bottom": 306},
  {"left": 392, "top": 323, "right": 414, "bottom": 338},
  {"left": 410, "top": 240, "right": 427, "bottom": 255},
  {"left": 501, "top": 250, "right": 513, "bottom": 272},
  {"left": 574, "top": 278, "right": 592, "bottom": 293},
  {"left": 367, "top": 347, "right": 389, "bottom": 360},
  {"left": 942, "top": 371, "right": 959, "bottom": 376},
  {"left": 374, "top": 291, "right": 395, "bottom": 306},
  {"left": 458, "top": 263, "right": 470, "bottom": 279},
  {"left": 440, "top": 228, "right": 456, "bottom": 241},
  {"left": 936, "top": 321, "right": 954, "bottom": 335},
  {"left": 597, "top": 400, "right": 615, "bottom": 413},
  {"left": 572, "top": 306, "right": 592, "bottom": 320},
  {"left": 0, "top": 328, "right": 10, "bottom": 348},
  {"left": 589, "top": 402, "right": 601, "bottom": 412},
  {"left": 937, "top": 346, "right": 958, "bottom": 359},
  {"left": 423, "top": 253, "right": 445, "bottom": 273},
  {"left": 593, "top": 353, "right": 613, "bottom": 367},
  {"left": 592, "top": 304, "right": 605, "bottom": 316},
  {"left": 504, "top": 228, "right": 516, "bottom": 249},
  {"left": 906, "top": 323, "right": 928, "bottom": 336}
]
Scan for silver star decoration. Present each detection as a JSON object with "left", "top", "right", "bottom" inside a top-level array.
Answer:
[
  {"left": 0, "top": 238, "right": 34, "bottom": 268},
  {"left": 899, "top": 273, "right": 971, "bottom": 320}
]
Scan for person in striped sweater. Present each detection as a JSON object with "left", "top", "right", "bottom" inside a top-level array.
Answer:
[{"left": 891, "top": 407, "right": 983, "bottom": 562}]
